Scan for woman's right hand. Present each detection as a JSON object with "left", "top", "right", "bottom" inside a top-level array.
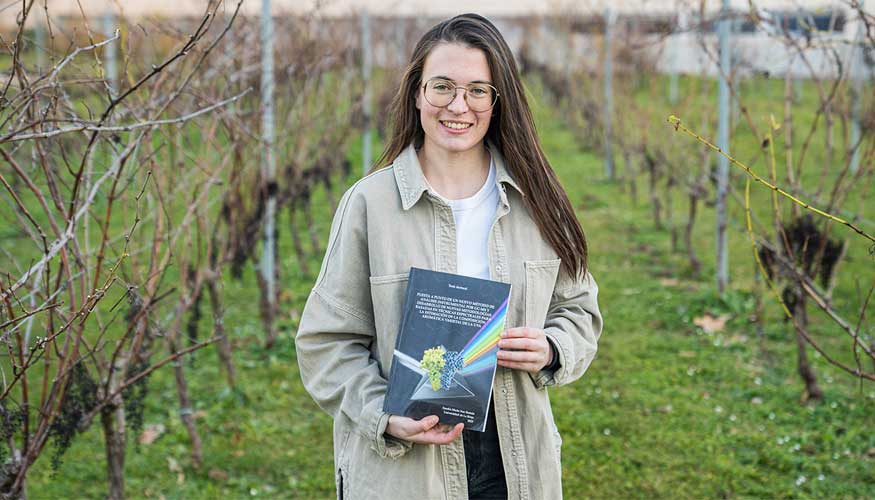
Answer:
[{"left": 385, "top": 414, "right": 464, "bottom": 445}]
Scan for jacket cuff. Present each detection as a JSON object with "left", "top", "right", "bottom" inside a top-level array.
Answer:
[
  {"left": 363, "top": 397, "right": 413, "bottom": 459},
  {"left": 531, "top": 328, "right": 568, "bottom": 389}
]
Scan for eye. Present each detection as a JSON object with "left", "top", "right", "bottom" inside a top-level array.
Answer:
[
  {"left": 431, "top": 81, "right": 452, "bottom": 92},
  {"left": 469, "top": 86, "right": 490, "bottom": 97}
]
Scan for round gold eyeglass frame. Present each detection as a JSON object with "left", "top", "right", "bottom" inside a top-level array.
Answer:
[{"left": 421, "top": 77, "right": 500, "bottom": 112}]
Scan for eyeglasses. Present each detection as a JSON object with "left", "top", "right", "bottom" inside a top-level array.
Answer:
[{"left": 421, "top": 77, "right": 499, "bottom": 112}]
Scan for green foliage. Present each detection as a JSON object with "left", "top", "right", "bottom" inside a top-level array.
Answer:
[{"left": 420, "top": 346, "right": 447, "bottom": 391}]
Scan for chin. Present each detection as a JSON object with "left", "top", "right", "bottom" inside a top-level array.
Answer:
[{"left": 430, "top": 130, "right": 488, "bottom": 154}]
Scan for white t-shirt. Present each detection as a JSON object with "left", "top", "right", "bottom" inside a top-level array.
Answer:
[{"left": 426, "top": 160, "right": 499, "bottom": 280}]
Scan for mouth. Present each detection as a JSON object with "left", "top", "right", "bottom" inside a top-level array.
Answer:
[{"left": 440, "top": 120, "right": 473, "bottom": 131}]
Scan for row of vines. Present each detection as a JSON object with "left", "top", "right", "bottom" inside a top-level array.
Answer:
[{"left": 518, "top": 3, "right": 875, "bottom": 400}]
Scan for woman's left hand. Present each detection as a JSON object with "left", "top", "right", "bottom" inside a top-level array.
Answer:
[{"left": 496, "top": 327, "right": 553, "bottom": 374}]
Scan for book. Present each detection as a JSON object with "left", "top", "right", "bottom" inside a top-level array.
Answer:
[{"left": 383, "top": 267, "right": 512, "bottom": 432}]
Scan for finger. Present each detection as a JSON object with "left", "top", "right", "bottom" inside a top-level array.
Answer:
[
  {"left": 497, "top": 349, "right": 542, "bottom": 363},
  {"left": 497, "top": 359, "right": 539, "bottom": 373},
  {"left": 501, "top": 327, "right": 536, "bottom": 339},
  {"left": 448, "top": 422, "right": 464, "bottom": 440},
  {"left": 498, "top": 337, "right": 542, "bottom": 351},
  {"left": 431, "top": 423, "right": 464, "bottom": 444},
  {"left": 414, "top": 422, "right": 464, "bottom": 445},
  {"left": 416, "top": 415, "right": 440, "bottom": 432}
]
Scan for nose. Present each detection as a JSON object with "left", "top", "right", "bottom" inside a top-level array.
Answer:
[{"left": 446, "top": 88, "right": 470, "bottom": 113}]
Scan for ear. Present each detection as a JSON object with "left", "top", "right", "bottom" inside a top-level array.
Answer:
[{"left": 415, "top": 92, "right": 421, "bottom": 110}]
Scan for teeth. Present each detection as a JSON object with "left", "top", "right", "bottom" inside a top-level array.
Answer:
[{"left": 441, "top": 121, "right": 471, "bottom": 130}]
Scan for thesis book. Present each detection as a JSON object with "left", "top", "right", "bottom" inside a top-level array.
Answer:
[{"left": 383, "top": 267, "right": 511, "bottom": 432}]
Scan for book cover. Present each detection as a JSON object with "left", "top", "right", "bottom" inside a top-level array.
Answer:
[{"left": 383, "top": 267, "right": 512, "bottom": 432}]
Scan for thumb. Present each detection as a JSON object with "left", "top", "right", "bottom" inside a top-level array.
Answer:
[{"left": 418, "top": 415, "right": 440, "bottom": 431}]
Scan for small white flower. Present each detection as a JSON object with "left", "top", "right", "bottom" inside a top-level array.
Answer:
[
  {"left": 729, "top": 414, "right": 737, "bottom": 422},
  {"left": 611, "top": 391, "right": 619, "bottom": 399},
  {"left": 754, "top": 377, "right": 762, "bottom": 386},
  {"left": 687, "top": 367, "right": 696, "bottom": 376},
  {"left": 829, "top": 402, "right": 837, "bottom": 409},
  {"left": 792, "top": 443, "right": 801, "bottom": 452},
  {"left": 603, "top": 428, "right": 611, "bottom": 436},
  {"left": 817, "top": 474, "right": 825, "bottom": 481},
  {"left": 768, "top": 412, "right": 776, "bottom": 420},
  {"left": 595, "top": 388, "right": 602, "bottom": 395},
  {"left": 795, "top": 475, "right": 806, "bottom": 486},
  {"left": 714, "top": 405, "right": 723, "bottom": 414}
]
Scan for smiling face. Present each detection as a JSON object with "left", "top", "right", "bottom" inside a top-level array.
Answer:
[{"left": 416, "top": 43, "right": 494, "bottom": 156}]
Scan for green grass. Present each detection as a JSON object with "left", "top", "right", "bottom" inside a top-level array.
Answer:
[{"left": 21, "top": 81, "right": 875, "bottom": 499}]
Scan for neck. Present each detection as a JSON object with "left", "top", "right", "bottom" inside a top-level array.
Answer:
[{"left": 418, "top": 141, "right": 491, "bottom": 200}]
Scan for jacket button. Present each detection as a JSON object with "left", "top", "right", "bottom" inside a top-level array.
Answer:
[
  {"left": 501, "top": 388, "right": 507, "bottom": 394},
  {"left": 495, "top": 265, "right": 502, "bottom": 273}
]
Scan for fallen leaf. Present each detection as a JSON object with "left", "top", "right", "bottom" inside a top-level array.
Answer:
[
  {"left": 693, "top": 313, "right": 731, "bottom": 333},
  {"left": 209, "top": 468, "right": 228, "bottom": 481},
  {"left": 192, "top": 410, "right": 208, "bottom": 420},
  {"left": 138, "top": 424, "right": 165, "bottom": 445},
  {"left": 678, "top": 351, "right": 696, "bottom": 358},
  {"left": 751, "top": 397, "right": 763, "bottom": 405},
  {"left": 167, "top": 457, "right": 181, "bottom": 473},
  {"left": 866, "top": 447, "right": 875, "bottom": 458},
  {"left": 660, "top": 278, "right": 680, "bottom": 287},
  {"left": 657, "top": 404, "right": 673, "bottom": 413}
]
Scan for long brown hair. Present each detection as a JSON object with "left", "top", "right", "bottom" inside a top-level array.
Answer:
[{"left": 374, "top": 13, "right": 588, "bottom": 278}]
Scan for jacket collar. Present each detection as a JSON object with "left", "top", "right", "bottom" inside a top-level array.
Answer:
[{"left": 393, "top": 142, "right": 523, "bottom": 211}]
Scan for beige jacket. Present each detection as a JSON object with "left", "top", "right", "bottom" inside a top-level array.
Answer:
[{"left": 295, "top": 143, "right": 603, "bottom": 500}]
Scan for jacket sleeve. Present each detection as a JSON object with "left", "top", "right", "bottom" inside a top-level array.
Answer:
[
  {"left": 295, "top": 183, "right": 412, "bottom": 459},
  {"left": 532, "top": 270, "right": 603, "bottom": 388}
]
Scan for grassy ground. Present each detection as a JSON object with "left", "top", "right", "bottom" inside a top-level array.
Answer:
[{"left": 26, "top": 82, "right": 875, "bottom": 499}]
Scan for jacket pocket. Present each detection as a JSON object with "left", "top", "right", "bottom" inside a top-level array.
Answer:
[
  {"left": 369, "top": 273, "right": 410, "bottom": 373},
  {"left": 524, "top": 259, "right": 561, "bottom": 328}
]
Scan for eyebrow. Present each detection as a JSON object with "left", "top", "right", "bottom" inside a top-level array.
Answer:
[{"left": 431, "top": 75, "right": 493, "bottom": 85}]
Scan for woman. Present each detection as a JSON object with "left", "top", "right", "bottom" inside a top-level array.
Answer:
[{"left": 296, "top": 13, "right": 603, "bottom": 500}]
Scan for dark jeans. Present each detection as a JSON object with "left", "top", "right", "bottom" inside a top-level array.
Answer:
[{"left": 463, "top": 404, "right": 508, "bottom": 500}]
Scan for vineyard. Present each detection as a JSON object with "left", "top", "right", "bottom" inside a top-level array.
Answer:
[{"left": 1, "top": 1, "right": 874, "bottom": 498}]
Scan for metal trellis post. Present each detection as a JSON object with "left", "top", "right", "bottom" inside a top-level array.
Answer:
[
  {"left": 716, "top": 0, "right": 731, "bottom": 293},
  {"left": 603, "top": 8, "right": 616, "bottom": 180},
  {"left": 260, "top": 0, "right": 277, "bottom": 315}
]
